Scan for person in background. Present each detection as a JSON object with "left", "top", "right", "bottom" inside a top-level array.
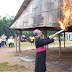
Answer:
[
  {"left": 1, "top": 34, "right": 7, "bottom": 47},
  {"left": 11, "top": 37, "right": 15, "bottom": 47},
  {"left": 33, "top": 36, "right": 35, "bottom": 44},
  {"left": 33, "top": 29, "right": 55, "bottom": 72},
  {"left": 0, "top": 37, "right": 2, "bottom": 47},
  {"left": 8, "top": 37, "right": 12, "bottom": 48},
  {"left": 30, "top": 36, "right": 34, "bottom": 45}
]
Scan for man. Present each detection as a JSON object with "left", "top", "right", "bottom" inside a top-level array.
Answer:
[
  {"left": 33, "top": 29, "right": 54, "bottom": 72},
  {"left": 1, "top": 34, "right": 7, "bottom": 47}
]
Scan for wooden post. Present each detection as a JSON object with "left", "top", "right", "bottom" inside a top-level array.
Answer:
[
  {"left": 19, "top": 30, "right": 22, "bottom": 53},
  {"left": 15, "top": 30, "right": 17, "bottom": 53},
  {"left": 44, "top": 30, "right": 47, "bottom": 38},
  {"left": 64, "top": 31, "right": 65, "bottom": 48},
  {"left": 58, "top": 33, "right": 61, "bottom": 58},
  {"left": 42, "top": 30, "right": 48, "bottom": 49}
]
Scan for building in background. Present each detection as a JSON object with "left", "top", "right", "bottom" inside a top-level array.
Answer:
[{"left": 62, "top": 32, "right": 72, "bottom": 41}]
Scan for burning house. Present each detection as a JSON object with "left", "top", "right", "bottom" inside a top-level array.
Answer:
[
  {"left": 9, "top": 0, "right": 72, "bottom": 56},
  {"left": 9, "top": 0, "right": 72, "bottom": 31}
]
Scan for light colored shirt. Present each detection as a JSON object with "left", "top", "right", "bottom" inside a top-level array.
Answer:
[
  {"left": 2, "top": 36, "right": 6, "bottom": 41},
  {"left": 0, "top": 38, "right": 2, "bottom": 43},
  {"left": 12, "top": 39, "right": 14, "bottom": 43},
  {"left": 8, "top": 39, "right": 14, "bottom": 44},
  {"left": 8, "top": 39, "right": 12, "bottom": 44}
]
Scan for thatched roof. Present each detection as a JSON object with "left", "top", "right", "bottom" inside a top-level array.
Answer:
[
  {"left": 9, "top": 0, "right": 72, "bottom": 31},
  {"left": 9, "top": 0, "right": 31, "bottom": 27}
]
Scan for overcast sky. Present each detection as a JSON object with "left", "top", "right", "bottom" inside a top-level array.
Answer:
[{"left": 0, "top": 0, "right": 24, "bottom": 17}]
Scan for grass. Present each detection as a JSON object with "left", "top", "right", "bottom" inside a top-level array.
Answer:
[
  {"left": 19, "top": 42, "right": 31, "bottom": 47},
  {"left": 46, "top": 67, "right": 63, "bottom": 72},
  {"left": 22, "top": 41, "right": 72, "bottom": 46},
  {"left": 4, "top": 41, "right": 31, "bottom": 48},
  {"left": 4, "top": 40, "right": 72, "bottom": 48},
  {"left": 19, "top": 41, "right": 72, "bottom": 47},
  {"left": 0, "top": 62, "right": 28, "bottom": 72}
]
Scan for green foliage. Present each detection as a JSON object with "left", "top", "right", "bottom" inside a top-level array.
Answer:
[
  {"left": 0, "top": 16, "right": 15, "bottom": 37},
  {"left": 22, "top": 31, "right": 34, "bottom": 39},
  {"left": 60, "top": 36, "right": 64, "bottom": 41},
  {"left": 0, "top": 15, "right": 62, "bottom": 39},
  {"left": 47, "top": 31, "right": 57, "bottom": 37}
]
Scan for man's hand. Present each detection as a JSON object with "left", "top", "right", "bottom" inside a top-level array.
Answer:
[
  {"left": 54, "top": 37, "right": 58, "bottom": 41},
  {"left": 49, "top": 35, "right": 54, "bottom": 38}
]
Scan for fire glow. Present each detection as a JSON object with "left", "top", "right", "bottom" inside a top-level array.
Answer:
[{"left": 57, "top": 0, "right": 72, "bottom": 30}]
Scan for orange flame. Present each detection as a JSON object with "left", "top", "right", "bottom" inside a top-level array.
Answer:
[{"left": 57, "top": 0, "right": 72, "bottom": 30}]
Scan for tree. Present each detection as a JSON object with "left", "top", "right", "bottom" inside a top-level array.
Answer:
[{"left": 0, "top": 16, "right": 15, "bottom": 37}]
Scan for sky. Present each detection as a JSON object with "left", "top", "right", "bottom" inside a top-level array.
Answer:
[{"left": 0, "top": 0, "right": 24, "bottom": 17}]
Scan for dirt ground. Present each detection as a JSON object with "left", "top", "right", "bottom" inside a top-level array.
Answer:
[{"left": 0, "top": 45, "right": 72, "bottom": 72}]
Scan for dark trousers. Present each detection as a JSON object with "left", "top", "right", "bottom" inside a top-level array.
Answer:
[
  {"left": 1, "top": 41, "right": 7, "bottom": 47},
  {"left": 0, "top": 43, "right": 1, "bottom": 47},
  {"left": 12, "top": 43, "right": 15, "bottom": 47},
  {"left": 9, "top": 43, "right": 12, "bottom": 47},
  {"left": 9, "top": 43, "right": 14, "bottom": 48}
]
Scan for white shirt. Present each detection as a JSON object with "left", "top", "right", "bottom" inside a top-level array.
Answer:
[
  {"left": 2, "top": 36, "right": 6, "bottom": 41},
  {"left": 8, "top": 39, "right": 12, "bottom": 44},
  {"left": 12, "top": 39, "right": 14, "bottom": 43}
]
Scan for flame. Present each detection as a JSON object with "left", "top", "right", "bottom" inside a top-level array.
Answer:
[{"left": 57, "top": 0, "right": 72, "bottom": 30}]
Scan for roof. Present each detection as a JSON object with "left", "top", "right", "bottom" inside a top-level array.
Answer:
[
  {"left": 9, "top": 0, "right": 72, "bottom": 32},
  {"left": 9, "top": 0, "right": 31, "bottom": 27}
]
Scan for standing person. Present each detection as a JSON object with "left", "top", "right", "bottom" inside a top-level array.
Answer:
[
  {"left": 33, "top": 36, "right": 35, "bottom": 45},
  {"left": 1, "top": 34, "right": 7, "bottom": 47},
  {"left": 30, "top": 36, "right": 34, "bottom": 45},
  {"left": 8, "top": 36, "right": 14, "bottom": 48},
  {"left": 33, "top": 29, "right": 54, "bottom": 72},
  {"left": 0, "top": 37, "right": 2, "bottom": 47},
  {"left": 8, "top": 37, "right": 12, "bottom": 48},
  {"left": 11, "top": 37, "right": 15, "bottom": 47}
]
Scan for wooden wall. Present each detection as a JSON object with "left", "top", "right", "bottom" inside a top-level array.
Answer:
[{"left": 10, "top": 0, "right": 65, "bottom": 29}]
